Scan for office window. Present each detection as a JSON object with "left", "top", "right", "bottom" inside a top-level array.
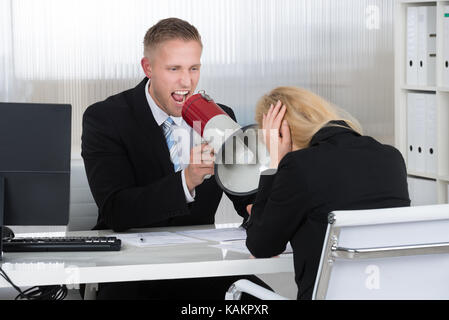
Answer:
[{"left": 0, "top": 0, "right": 394, "bottom": 153}]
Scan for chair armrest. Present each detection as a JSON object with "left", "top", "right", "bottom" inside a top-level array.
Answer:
[{"left": 225, "top": 279, "right": 289, "bottom": 300}]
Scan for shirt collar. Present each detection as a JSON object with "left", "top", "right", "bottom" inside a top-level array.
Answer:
[
  {"left": 309, "top": 120, "right": 360, "bottom": 146},
  {"left": 145, "top": 79, "right": 183, "bottom": 127}
]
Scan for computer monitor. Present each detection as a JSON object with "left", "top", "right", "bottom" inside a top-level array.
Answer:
[{"left": 0, "top": 103, "right": 71, "bottom": 231}]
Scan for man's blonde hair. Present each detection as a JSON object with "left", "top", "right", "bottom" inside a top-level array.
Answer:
[
  {"left": 143, "top": 17, "right": 202, "bottom": 58},
  {"left": 255, "top": 86, "right": 362, "bottom": 149}
]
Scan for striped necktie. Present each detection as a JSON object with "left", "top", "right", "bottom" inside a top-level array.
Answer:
[{"left": 161, "top": 118, "right": 182, "bottom": 172}]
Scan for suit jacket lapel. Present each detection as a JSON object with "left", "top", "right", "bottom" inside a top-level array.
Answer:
[{"left": 127, "top": 78, "right": 173, "bottom": 174}]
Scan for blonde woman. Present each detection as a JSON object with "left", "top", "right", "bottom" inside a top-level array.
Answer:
[{"left": 245, "top": 86, "right": 410, "bottom": 300}]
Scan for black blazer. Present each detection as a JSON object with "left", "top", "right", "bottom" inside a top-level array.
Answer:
[
  {"left": 245, "top": 122, "right": 410, "bottom": 300},
  {"left": 81, "top": 78, "right": 252, "bottom": 231}
]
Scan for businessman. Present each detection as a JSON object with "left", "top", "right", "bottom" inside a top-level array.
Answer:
[{"left": 81, "top": 17, "right": 268, "bottom": 299}]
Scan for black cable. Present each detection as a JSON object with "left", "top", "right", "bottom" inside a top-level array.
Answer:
[
  {"left": 17, "top": 285, "right": 68, "bottom": 300},
  {"left": 0, "top": 267, "right": 26, "bottom": 299},
  {"left": 0, "top": 265, "right": 67, "bottom": 300}
]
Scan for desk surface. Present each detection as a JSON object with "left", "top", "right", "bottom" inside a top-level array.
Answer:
[{"left": 0, "top": 224, "right": 294, "bottom": 288}]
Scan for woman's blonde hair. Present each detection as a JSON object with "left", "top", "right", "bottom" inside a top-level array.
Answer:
[{"left": 255, "top": 86, "right": 362, "bottom": 150}]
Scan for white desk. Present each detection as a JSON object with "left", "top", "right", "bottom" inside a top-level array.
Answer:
[{"left": 0, "top": 224, "right": 294, "bottom": 289}]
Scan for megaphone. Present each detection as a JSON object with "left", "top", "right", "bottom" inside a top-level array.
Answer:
[{"left": 182, "top": 91, "right": 271, "bottom": 196}]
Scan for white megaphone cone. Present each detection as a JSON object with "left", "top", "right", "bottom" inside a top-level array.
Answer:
[{"left": 182, "top": 91, "right": 271, "bottom": 196}]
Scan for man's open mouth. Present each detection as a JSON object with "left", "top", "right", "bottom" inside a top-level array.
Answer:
[{"left": 171, "top": 90, "right": 190, "bottom": 105}]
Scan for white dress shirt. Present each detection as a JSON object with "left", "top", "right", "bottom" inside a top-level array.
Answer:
[{"left": 145, "top": 79, "right": 196, "bottom": 203}]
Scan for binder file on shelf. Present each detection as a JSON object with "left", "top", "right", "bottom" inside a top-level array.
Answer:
[
  {"left": 425, "top": 94, "right": 437, "bottom": 175},
  {"left": 407, "top": 93, "right": 418, "bottom": 171},
  {"left": 407, "top": 92, "right": 437, "bottom": 175},
  {"left": 443, "top": 6, "right": 449, "bottom": 87},
  {"left": 407, "top": 7, "right": 419, "bottom": 85},
  {"left": 417, "top": 6, "right": 436, "bottom": 87},
  {"left": 407, "top": 93, "right": 426, "bottom": 173},
  {"left": 406, "top": 6, "right": 436, "bottom": 86}
]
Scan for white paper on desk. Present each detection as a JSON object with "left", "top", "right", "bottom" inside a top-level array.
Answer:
[
  {"left": 110, "top": 231, "right": 205, "bottom": 247},
  {"left": 176, "top": 227, "right": 247, "bottom": 242},
  {"left": 210, "top": 240, "right": 293, "bottom": 255}
]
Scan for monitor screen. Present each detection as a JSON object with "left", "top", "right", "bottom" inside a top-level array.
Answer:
[{"left": 0, "top": 103, "right": 71, "bottom": 226}]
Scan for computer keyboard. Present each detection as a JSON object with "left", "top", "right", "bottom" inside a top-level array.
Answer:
[{"left": 2, "top": 236, "right": 121, "bottom": 252}]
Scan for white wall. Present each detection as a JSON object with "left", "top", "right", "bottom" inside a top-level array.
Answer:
[{"left": 1, "top": 0, "right": 395, "bottom": 151}]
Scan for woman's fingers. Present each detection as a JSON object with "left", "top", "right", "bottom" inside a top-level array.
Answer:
[
  {"left": 274, "top": 99, "right": 282, "bottom": 109},
  {"left": 264, "top": 101, "right": 287, "bottom": 154},
  {"left": 265, "top": 100, "right": 286, "bottom": 134},
  {"left": 265, "top": 104, "right": 274, "bottom": 130},
  {"left": 273, "top": 105, "right": 287, "bottom": 131},
  {"left": 266, "top": 103, "right": 278, "bottom": 129}
]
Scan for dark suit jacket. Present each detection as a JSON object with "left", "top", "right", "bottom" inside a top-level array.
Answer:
[
  {"left": 81, "top": 78, "right": 252, "bottom": 231},
  {"left": 245, "top": 121, "right": 410, "bottom": 300}
]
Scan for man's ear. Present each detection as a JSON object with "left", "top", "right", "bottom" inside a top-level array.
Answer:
[{"left": 141, "top": 57, "right": 152, "bottom": 79}]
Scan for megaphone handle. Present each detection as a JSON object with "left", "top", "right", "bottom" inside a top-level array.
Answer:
[{"left": 200, "top": 137, "right": 213, "bottom": 180}]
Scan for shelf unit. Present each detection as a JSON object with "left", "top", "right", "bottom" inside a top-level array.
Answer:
[{"left": 395, "top": 0, "right": 449, "bottom": 204}]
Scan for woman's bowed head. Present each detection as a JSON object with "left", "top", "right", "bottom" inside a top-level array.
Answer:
[{"left": 255, "top": 86, "right": 362, "bottom": 169}]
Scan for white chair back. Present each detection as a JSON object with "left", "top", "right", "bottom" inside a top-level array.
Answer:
[{"left": 313, "top": 204, "right": 449, "bottom": 300}]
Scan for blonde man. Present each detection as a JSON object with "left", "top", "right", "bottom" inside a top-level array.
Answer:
[{"left": 82, "top": 18, "right": 269, "bottom": 299}]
